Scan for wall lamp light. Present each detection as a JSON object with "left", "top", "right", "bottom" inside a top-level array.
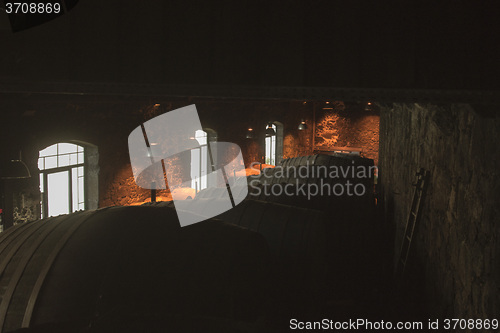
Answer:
[
  {"left": 0, "top": 152, "right": 31, "bottom": 180},
  {"left": 298, "top": 119, "right": 308, "bottom": 130},
  {"left": 246, "top": 128, "right": 254, "bottom": 139}
]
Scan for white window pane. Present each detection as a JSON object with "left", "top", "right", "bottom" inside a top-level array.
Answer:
[
  {"left": 67, "top": 153, "right": 74, "bottom": 165},
  {"left": 191, "top": 148, "right": 200, "bottom": 189},
  {"left": 38, "top": 143, "right": 86, "bottom": 216},
  {"left": 78, "top": 177, "right": 84, "bottom": 203},
  {"left": 44, "top": 156, "right": 57, "bottom": 169},
  {"left": 265, "top": 137, "right": 270, "bottom": 164},
  {"left": 199, "top": 175, "right": 207, "bottom": 190},
  {"left": 271, "top": 136, "right": 276, "bottom": 165},
  {"left": 78, "top": 152, "right": 84, "bottom": 164},
  {"left": 201, "top": 146, "right": 207, "bottom": 189},
  {"left": 39, "top": 144, "right": 57, "bottom": 157},
  {"left": 79, "top": 202, "right": 85, "bottom": 210},
  {"left": 58, "top": 154, "right": 70, "bottom": 167},
  {"left": 58, "top": 143, "right": 78, "bottom": 154},
  {"left": 201, "top": 146, "right": 207, "bottom": 175},
  {"left": 195, "top": 130, "right": 207, "bottom": 145},
  {"left": 39, "top": 173, "right": 44, "bottom": 193},
  {"left": 265, "top": 127, "right": 277, "bottom": 166},
  {"left": 47, "top": 171, "right": 69, "bottom": 217},
  {"left": 40, "top": 173, "right": 44, "bottom": 219},
  {"left": 72, "top": 167, "right": 78, "bottom": 212}
]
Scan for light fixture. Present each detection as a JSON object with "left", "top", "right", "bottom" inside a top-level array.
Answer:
[
  {"left": 323, "top": 101, "right": 333, "bottom": 110},
  {"left": 265, "top": 123, "right": 276, "bottom": 137},
  {"left": 246, "top": 128, "right": 254, "bottom": 139},
  {"left": 365, "top": 102, "right": 373, "bottom": 111},
  {"left": 298, "top": 119, "right": 308, "bottom": 130},
  {"left": 0, "top": 152, "right": 31, "bottom": 180},
  {"left": 147, "top": 142, "right": 159, "bottom": 158}
]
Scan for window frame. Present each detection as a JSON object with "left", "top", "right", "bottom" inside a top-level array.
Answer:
[{"left": 38, "top": 143, "right": 86, "bottom": 218}]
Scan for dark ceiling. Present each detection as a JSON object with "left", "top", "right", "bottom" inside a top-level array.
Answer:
[{"left": 1, "top": 0, "right": 499, "bottom": 91}]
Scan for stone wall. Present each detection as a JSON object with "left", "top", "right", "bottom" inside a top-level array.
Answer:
[
  {"left": 379, "top": 103, "right": 500, "bottom": 318},
  {"left": 314, "top": 102, "right": 379, "bottom": 164},
  {"left": 100, "top": 99, "right": 380, "bottom": 207},
  {"left": 1, "top": 97, "right": 379, "bottom": 222}
]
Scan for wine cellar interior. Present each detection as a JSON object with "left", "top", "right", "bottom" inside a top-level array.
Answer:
[{"left": 0, "top": 1, "right": 499, "bottom": 332}]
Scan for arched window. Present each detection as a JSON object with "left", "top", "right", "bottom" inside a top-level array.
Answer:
[
  {"left": 38, "top": 143, "right": 85, "bottom": 218},
  {"left": 265, "top": 124, "right": 277, "bottom": 165},
  {"left": 190, "top": 129, "right": 217, "bottom": 192},
  {"left": 265, "top": 122, "right": 283, "bottom": 166},
  {"left": 191, "top": 130, "right": 208, "bottom": 192}
]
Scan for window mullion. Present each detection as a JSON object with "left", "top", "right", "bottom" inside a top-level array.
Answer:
[{"left": 68, "top": 170, "right": 73, "bottom": 213}]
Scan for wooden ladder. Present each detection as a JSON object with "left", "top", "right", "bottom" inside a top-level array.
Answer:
[{"left": 396, "top": 168, "right": 430, "bottom": 277}]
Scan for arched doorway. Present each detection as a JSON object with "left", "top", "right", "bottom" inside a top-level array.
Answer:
[{"left": 38, "top": 142, "right": 98, "bottom": 218}]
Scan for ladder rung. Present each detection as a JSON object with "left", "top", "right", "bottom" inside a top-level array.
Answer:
[{"left": 398, "top": 168, "right": 428, "bottom": 278}]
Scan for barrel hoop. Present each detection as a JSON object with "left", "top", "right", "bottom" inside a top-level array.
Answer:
[
  {"left": 302, "top": 211, "right": 314, "bottom": 280},
  {"left": 297, "top": 211, "right": 313, "bottom": 290},
  {"left": 311, "top": 155, "right": 317, "bottom": 165},
  {"left": 231, "top": 200, "right": 251, "bottom": 227},
  {"left": 0, "top": 220, "right": 49, "bottom": 258},
  {"left": 0, "top": 221, "right": 48, "bottom": 280},
  {"left": 0, "top": 216, "right": 65, "bottom": 332},
  {"left": 21, "top": 208, "right": 110, "bottom": 329},
  {"left": 0, "top": 222, "right": 28, "bottom": 245},
  {"left": 0, "top": 221, "right": 51, "bottom": 332},
  {"left": 247, "top": 200, "right": 267, "bottom": 231},
  {"left": 276, "top": 207, "right": 291, "bottom": 259}
]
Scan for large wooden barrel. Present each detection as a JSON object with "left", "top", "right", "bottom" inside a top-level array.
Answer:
[
  {"left": 174, "top": 197, "right": 330, "bottom": 315},
  {"left": 0, "top": 206, "right": 270, "bottom": 333},
  {"left": 246, "top": 154, "right": 377, "bottom": 280},
  {"left": 244, "top": 180, "right": 378, "bottom": 296},
  {"left": 248, "top": 154, "right": 375, "bottom": 209},
  {"left": 154, "top": 189, "right": 378, "bottom": 314}
]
